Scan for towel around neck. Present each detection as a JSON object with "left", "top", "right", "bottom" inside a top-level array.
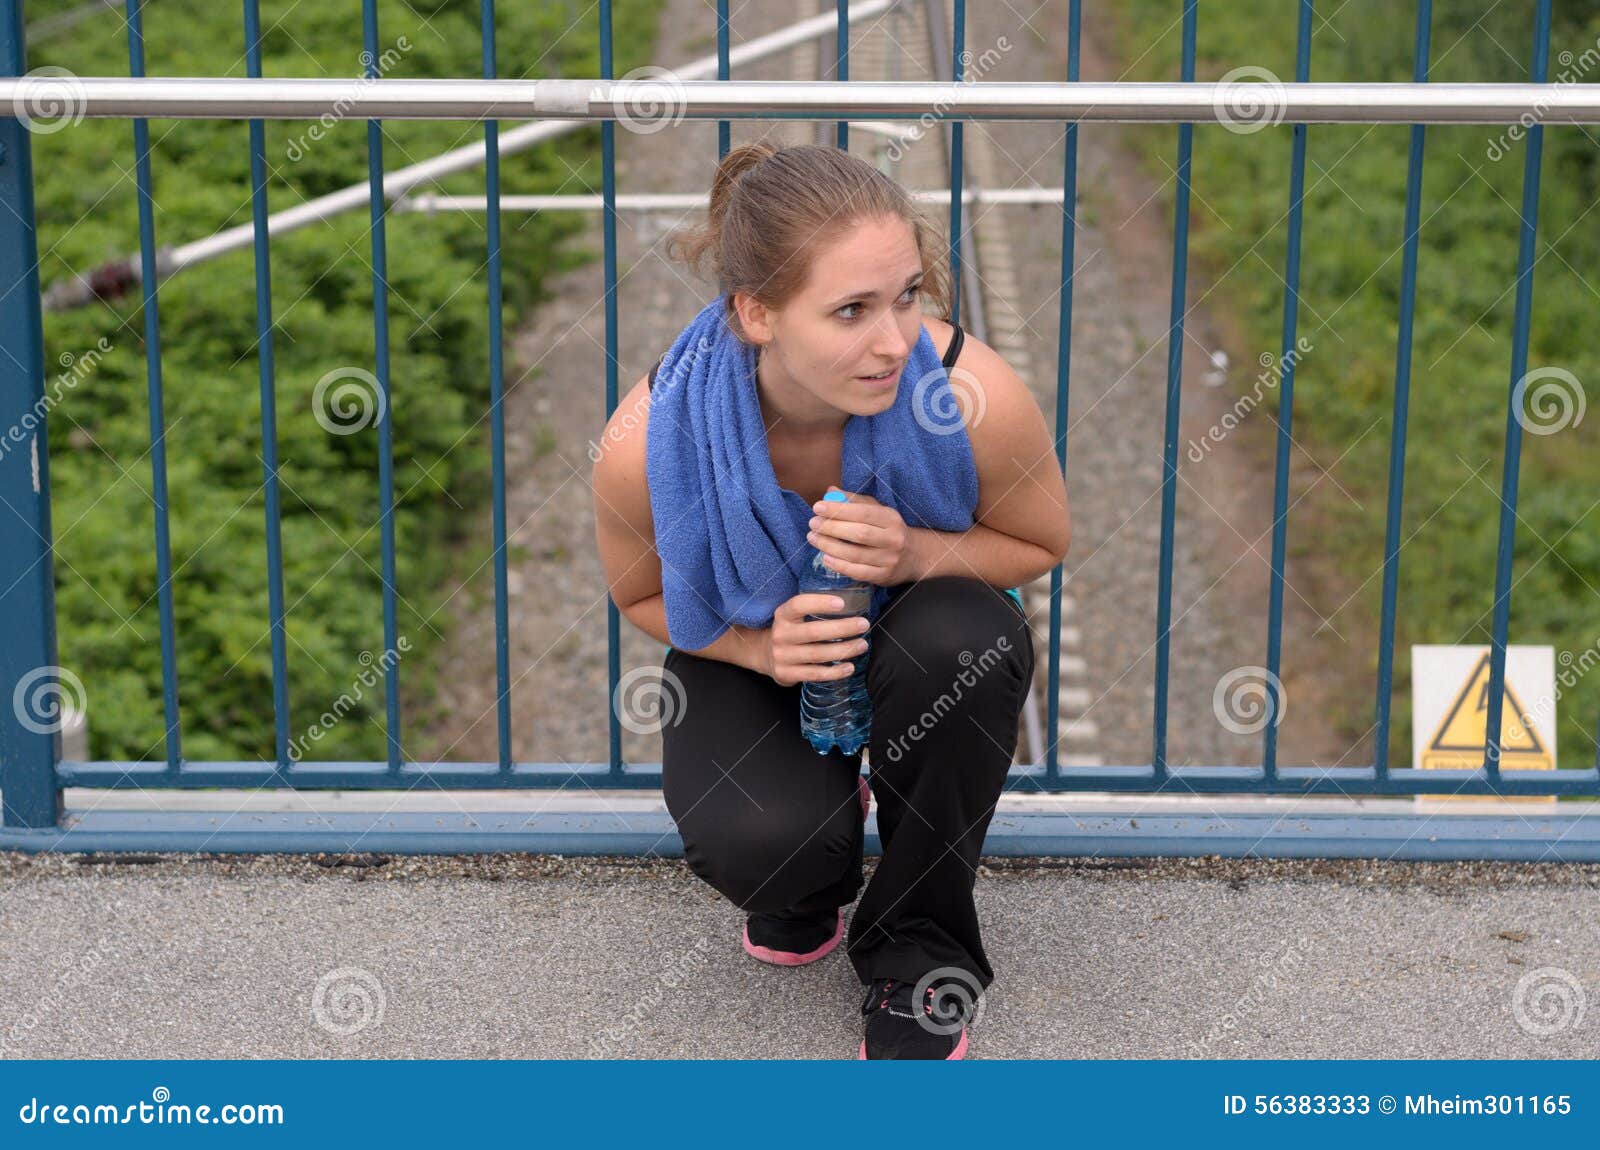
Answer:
[{"left": 644, "top": 296, "right": 980, "bottom": 651}]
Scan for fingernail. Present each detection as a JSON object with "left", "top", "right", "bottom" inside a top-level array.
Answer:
[{"left": 831, "top": 598, "right": 845, "bottom": 610}]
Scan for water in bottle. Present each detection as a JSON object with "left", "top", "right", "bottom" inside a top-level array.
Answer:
[{"left": 798, "top": 505, "right": 873, "bottom": 756}]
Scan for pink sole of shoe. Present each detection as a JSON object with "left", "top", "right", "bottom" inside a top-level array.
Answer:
[
  {"left": 856, "top": 1028, "right": 969, "bottom": 1060},
  {"left": 741, "top": 908, "right": 844, "bottom": 966}
]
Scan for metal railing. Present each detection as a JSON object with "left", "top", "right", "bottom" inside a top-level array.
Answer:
[{"left": 2, "top": 0, "right": 1597, "bottom": 857}]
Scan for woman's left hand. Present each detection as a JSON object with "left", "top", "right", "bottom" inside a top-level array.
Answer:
[{"left": 806, "top": 487, "right": 919, "bottom": 586}]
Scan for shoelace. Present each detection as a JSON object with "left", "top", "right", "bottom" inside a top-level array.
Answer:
[{"left": 861, "top": 977, "right": 974, "bottom": 1027}]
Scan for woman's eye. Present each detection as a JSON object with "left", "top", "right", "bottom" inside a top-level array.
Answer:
[{"left": 838, "top": 286, "right": 920, "bottom": 321}]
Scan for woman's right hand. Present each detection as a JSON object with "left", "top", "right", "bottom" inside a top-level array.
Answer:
[{"left": 761, "top": 593, "right": 873, "bottom": 687}]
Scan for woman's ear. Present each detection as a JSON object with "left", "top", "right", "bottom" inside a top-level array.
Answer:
[{"left": 732, "top": 292, "right": 774, "bottom": 345}]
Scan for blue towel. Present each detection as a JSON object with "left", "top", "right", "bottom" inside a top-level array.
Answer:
[{"left": 646, "top": 296, "right": 995, "bottom": 651}]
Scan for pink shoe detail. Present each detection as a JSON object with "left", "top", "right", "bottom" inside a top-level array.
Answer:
[
  {"left": 856, "top": 1028, "right": 967, "bottom": 1060},
  {"left": 858, "top": 776, "right": 871, "bottom": 819},
  {"left": 742, "top": 909, "right": 843, "bottom": 966}
]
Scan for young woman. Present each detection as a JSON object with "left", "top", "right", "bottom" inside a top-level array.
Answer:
[{"left": 592, "top": 141, "right": 1070, "bottom": 1059}]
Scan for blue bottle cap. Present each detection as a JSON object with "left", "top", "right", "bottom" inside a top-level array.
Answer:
[{"left": 823, "top": 490, "right": 848, "bottom": 503}]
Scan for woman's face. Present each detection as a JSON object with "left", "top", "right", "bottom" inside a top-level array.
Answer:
[{"left": 747, "top": 215, "right": 928, "bottom": 418}]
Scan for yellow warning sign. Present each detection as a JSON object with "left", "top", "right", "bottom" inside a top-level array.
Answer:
[{"left": 1420, "top": 652, "right": 1552, "bottom": 772}]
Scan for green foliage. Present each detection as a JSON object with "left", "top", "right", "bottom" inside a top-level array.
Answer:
[
  {"left": 32, "top": 0, "right": 661, "bottom": 761},
  {"left": 1113, "top": 1, "right": 1600, "bottom": 766}
]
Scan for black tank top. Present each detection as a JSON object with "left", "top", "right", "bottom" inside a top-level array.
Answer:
[{"left": 647, "top": 321, "right": 965, "bottom": 393}]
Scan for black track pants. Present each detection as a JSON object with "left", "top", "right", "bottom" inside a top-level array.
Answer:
[{"left": 660, "top": 576, "right": 1035, "bottom": 990}]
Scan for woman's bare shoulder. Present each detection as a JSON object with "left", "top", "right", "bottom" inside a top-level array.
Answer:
[
  {"left": 590, "top": 372, "right": 655, "bottom": 529},
  {"left": 921, "top": 315, "right": 960, "bottom": 363}
]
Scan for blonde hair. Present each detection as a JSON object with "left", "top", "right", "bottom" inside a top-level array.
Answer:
[{"left": 666, "top": 140, "right": 954, "bottom": 342}]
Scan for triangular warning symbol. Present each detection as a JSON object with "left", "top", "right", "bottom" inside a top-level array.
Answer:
[{"left": 1421, "top": 652, "right": 1549, "bottom": 770}]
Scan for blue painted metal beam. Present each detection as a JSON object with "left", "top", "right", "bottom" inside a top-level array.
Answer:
[
  {"left": 4, "top": 808, "right": 1598, "bottom": 861},
  {"left": 599, "top": 0, "right": 624, "bottom": 781},
  {"left": 481, "top": 0, "right": 514, "bottom": 774},
  {"left": 126, "top": 0, "right": 183, "bottom": 768},
  {"left": 1373, "top": 0, "right": 1433, "bottom": 779},
  {"left": 243, "top": 0, "right": 291, "bottom": 770},
  {"left": 49, "top": 760, "right": 1600, "bottom": 795},
  {"left": 1482, "top": 0, "right": 1551, "bottom": 781},
  {"left": 0, "top": 0, "right": 64, "bottom": 829},
  {"left": 1045, "top": 0, "right": 1081, "bottom": 781},
  {"left": 1262, "top": 0, "right": 1314, "bottom": 781},
  {"left": 1152, "top": 0, "right": 1198, "bottom": 780},
  {"left": 361, "top": 0, "right": 403, "bottom": 771}
]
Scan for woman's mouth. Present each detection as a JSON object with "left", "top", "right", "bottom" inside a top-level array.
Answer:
[{"left": 858, "top": 364, "right": 900, "bottom": 386}]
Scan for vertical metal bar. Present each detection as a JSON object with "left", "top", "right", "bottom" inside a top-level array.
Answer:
[
  {"left": 361, "top": 0, "right": 402, "bottom": 770},
  {"left": 717, "top": 0, "right": 730, "bottom": 159},
  {"left": 0, "top": 0, "right": 64, "bottom": 828},
  {"left": 125, "top": 0, "right": 181, "bottom": 770},
  {"left": 1152, "top": 0, "right": 1197, "bottom": 780},
  {"left": 835, "top": 0, "right": 848, "bottom": 151},
  {"left": 601, "top": 0, "right": 623, "bottom": 778},
  {"left": 1373, "top": 0, "right": 1432, "bottom": 779},
  {"left": 482, "top": 0, "right": 513, "bottom": 773},
  {"left": 946, "top": 0, "right": 965, "bottom": 326},
  {"left": 243, "top": 0, "right": 290, "bottom": 770},
  {"left": 1483, "top": 0, "right": 1551, "bottom": 784},
  {"left": 1261, "top": 0, "right": 1313, "bottom": 780},
  {"left": 1046, "top": 0, "right": 1081, "bottom": 781}
]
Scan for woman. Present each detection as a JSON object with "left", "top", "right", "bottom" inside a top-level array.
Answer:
[{"left": 592, "top": 141, "right": 1070, "bottom": 1059}]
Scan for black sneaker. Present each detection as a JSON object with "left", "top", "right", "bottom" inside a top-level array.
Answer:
[
  {"left": 858, "top": 976, "right": 972, "bottom": 1059},
  {"left": 742, "top": 906, "right": 843, "bottom": 966}
]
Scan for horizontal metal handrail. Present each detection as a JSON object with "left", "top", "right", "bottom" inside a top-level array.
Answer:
[{"left": 6, "top": 77, "right": 1600, "bottom": 123}]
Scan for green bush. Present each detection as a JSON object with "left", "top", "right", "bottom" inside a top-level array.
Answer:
[
  {"left": 1112, "top": 1, "right": 1600, "bottom": 768},
  {"left": 28, "top": 0, "right": 661, "bottom": 761}
]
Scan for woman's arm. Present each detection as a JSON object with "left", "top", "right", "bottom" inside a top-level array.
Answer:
[{"left": 907, "top": 336, "right": 1072, "bottom": 586}]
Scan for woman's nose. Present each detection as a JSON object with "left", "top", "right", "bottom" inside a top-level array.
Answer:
[{"left": 874, "top": 312, "right": 910, "bottom": 358}]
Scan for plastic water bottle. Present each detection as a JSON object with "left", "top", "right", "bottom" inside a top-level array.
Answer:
[{"left": 798, "top": 495, "right": 873, "bottom": 756}]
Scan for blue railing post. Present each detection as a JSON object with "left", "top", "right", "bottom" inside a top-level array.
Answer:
[
  {"left": 601, "top": 0, "right": 623, "bottom": 778},
  {"left": 1481, "top": 0, "right": 1551, "bottom": 783},
  {"left": 1373, "top": 0, "right": 1432, "bottom": 778},
  {"left": 0, "top": 0, "right": 63, "bottom": 829},
  {"left": 1152, "top": 0, "right": 1198, "bottom": 780},
  {"left": 1261, "top": 0, "right": 1314, "bottom": 780},
  {"left": 1046, "top": 0, "right": 1082, "bottom": 780}
]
